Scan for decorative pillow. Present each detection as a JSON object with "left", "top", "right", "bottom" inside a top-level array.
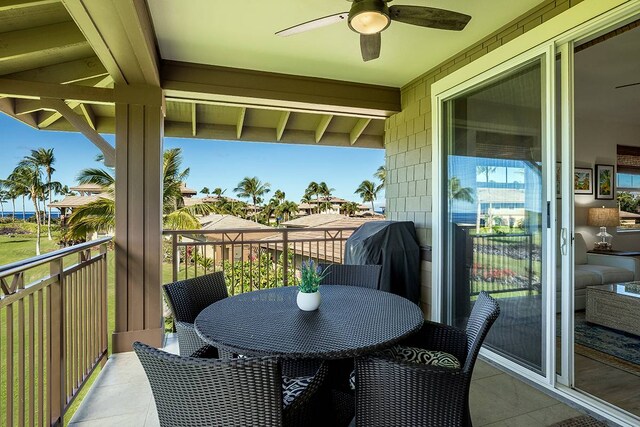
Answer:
[
  {"left": 382, "top": 345, "right": 461, "bottom": 369},
  {"left": 282, "top": 375, "right": 313, "bottom": 407}
]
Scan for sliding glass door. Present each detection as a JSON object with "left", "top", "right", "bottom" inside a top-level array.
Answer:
[{"left": 440, "top": 55, "right": 550, "bottom": 375}]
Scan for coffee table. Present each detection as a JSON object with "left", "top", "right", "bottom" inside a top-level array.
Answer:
[{"left": 585, "top": 282, "right": 640, "bottom": 336}]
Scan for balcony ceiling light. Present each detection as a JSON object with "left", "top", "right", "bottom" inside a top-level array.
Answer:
[{"left": 348, "top": 0, "right": 390, "bottom": 35}]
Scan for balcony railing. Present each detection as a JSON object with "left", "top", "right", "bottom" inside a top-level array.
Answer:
[
  {"left": 0, "top": 237, "right": 111, "bottom": 426},
  {"left": 163, "top": 227, "right": 357, "bottom": 294}
]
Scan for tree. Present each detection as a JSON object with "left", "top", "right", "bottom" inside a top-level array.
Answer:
[
  {"left": 448, "top": 176, "right": 474, "bottom": 203},
  {"left": 212, "top": 187, "right": 226, "bottom": 197},
  {"left": 234, "top": 177, "right": 271, "bottom": 220},
  {"left": 68, "top": 149, "right": 212, "bottom": 238},
  {"left": 275, "top": 201, "right": 299, "bottom": 222},
  {"left": 22, "top": 149, "right": 56, "bottom": 240},
  {"left": 317, "top": 182, "right": 335, "bottom": 213},
  {"left": 10, "top": 164, "right": 45, "bottom": 255},
  {"left": 0, "top": 183, "right": 7, "bottom": 219},
  {"left": 304, "top": 181, "right": 320, "bottom": 213},
  {"left": 201, "top": 187, "right": 210, "bottom": 195},
  {"left": 341, "top": 201, "right": 360, "bottom": 217},
  {"left": 355, "top": 180, "right": 381, "bottom": 212},
  {"left": 374, "top": 165, "right": 386, "bottom": 187},
  {"left": 477, "top": 165, "right": 497, "bottom": 183},
  {"left": 273, "top": 189, "right": 286, "bottom": 203},
  {"left": 618, "top": 191, "right": 640, "bottom": 214}
]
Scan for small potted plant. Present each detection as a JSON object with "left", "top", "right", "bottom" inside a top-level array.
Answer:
[{"left": 296, "top": 260, "right": 327, "bottom": 311}]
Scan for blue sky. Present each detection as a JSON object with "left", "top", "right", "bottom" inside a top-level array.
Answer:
[{"left": 0, "top": 114, "right": 385, "bottom": 208}]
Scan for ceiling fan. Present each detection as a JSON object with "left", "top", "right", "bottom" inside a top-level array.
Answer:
[{"left": 276, "top": 0, "right": 471, "bottom": 62}]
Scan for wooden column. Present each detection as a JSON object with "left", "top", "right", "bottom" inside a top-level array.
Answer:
[{"left": 112, "top": 84, "right": 164, "bottom": 353}]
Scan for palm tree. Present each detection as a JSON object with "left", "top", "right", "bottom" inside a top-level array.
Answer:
[
  {"left": 304, "top": 181, "right": 320, "bottom": 213},
  {"left": 68, "top": 149, "right": 212, "bottom": 238},
  {"left": 212, "top": 187, "right": 226, "bottom": 197},
  {"left": 201, "top": 187, "right": 210, "bottom": 196},
  {"left": 22, "top": 149, "right": 56, "bottom": 240},
  {"left": 275, "top": 200, "right": 299, "bottom": 222},
  {"left": 317, "top": 182, "right": 335, "bottom": 213},
  {"left": 355, "top": 180, "right": 381, "bottom": 212},
  {"left": 448, "top": 176, "right": 474, "bottom": 203},
  {"left": 234, "top": 177, "right": 270, "bottom": 220},
  {"left": 273, "top": 190, "right": 286, "bottom": 203},
  {"left": 342, "top": 201, "right": 360, "bottom": 217},
  {"left": 374, "top": 165, "right": 386, "bottom": 188},
  {"left": 476, "top": 165, "right": 497, "bottom": 183},
  {"left": 11, "top": 164, "right": 45, "bottom": 255},
  {"left": 0, "top": 185, "right": 7, "bottom": 219}
]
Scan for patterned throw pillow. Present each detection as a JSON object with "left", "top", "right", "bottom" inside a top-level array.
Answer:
[
  {"left": 382, "top": 345, "right": 461, "bottom": 369},
  {"left": 282, "top": 375, "right": 313, "bottom": 407}
]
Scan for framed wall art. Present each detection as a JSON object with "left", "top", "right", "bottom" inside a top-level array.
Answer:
[
  {"left": 574, "top": 167, "right": 593, "bottom": 195},
  {"left": 595, "top": 164, "right": 615, "bottom": 200}
]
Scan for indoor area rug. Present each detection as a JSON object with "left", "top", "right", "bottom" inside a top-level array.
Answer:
[{"left": 573, "top": 312, "right": 640, "bottom": 376}]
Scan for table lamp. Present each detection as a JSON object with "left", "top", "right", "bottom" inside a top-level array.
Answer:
[{"left": 587, "top": 206, "right": 620, "bottom": 250}]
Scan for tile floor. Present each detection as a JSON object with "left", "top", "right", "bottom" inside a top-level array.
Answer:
[{"left": 68, "top": 336, "right": 588, "bottom": 426}]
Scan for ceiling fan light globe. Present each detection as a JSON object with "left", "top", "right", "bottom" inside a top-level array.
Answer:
[
  {"left": 349, "top": 11, "right": 389, "bottom": 34},
  {"left": 348, "top": 0, "right": 390, "bottom": 34}
]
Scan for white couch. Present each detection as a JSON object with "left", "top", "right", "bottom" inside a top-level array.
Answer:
[{"left": 558, "top": 233, "right": 640, "bottom": 310}]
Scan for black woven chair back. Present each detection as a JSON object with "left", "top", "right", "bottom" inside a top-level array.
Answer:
[
  {"left": 318, "top": 264, "right": 382, "bottom": 290},
  {"left": 134, "top": 342, "right": 283, "bottom": 427},
  {"left": 463, "top": 291, "right": 500, "bottom": 372},
  {"left": 163, "top": 272, "right": 228, "bottom": 323}
]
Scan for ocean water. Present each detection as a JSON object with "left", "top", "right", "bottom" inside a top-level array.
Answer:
[{"left": 0, "top": 212, "right": 60, "bottom": 219}]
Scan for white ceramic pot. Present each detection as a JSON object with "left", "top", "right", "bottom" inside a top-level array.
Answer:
[{"left": 296, "top": 291, "right": 321, "bottom": 311}]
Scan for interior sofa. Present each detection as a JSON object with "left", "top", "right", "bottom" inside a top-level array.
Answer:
[{"left": 558, "top": 233, "right": 640, "bottom": 310}]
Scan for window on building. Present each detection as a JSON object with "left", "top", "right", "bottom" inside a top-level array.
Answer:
[{"left": 616, "top": 145, "right": 640, "bottom": 230}]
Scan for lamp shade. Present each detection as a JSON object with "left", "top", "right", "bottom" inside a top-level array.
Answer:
[{"left": 588, "top": 207, "right": 620, "bottom": 227}]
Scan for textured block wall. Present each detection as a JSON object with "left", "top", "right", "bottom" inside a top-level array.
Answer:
[{"left": 384, "top": 0, "right": 584, "bottom": 316}]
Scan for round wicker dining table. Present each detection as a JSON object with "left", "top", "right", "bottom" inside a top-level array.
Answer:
[{"left": 194, "top": 285, "right": 424, "bottom": 359}]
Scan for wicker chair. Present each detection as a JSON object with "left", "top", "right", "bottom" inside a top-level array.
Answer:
[
  {"left": 163, "top": 272, "right": 228, "bottom": 357},
  {"left": 319, "top": 264, "right": 382, "bottom": 290},
  {"left": 134, "top": 342, "right": 330, "bottom": 427},
  {"left": 353, "top": 291, "right": 500, "bottom": 427}
]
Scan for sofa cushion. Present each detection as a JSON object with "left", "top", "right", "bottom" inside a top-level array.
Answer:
[
  {"left": 574, "top": 233, "right": 588, "bottom": 265},
  {"left": 577, "top": 264, "right": 634, "bottom": 284},
  {"left": 573, "top": 266, "right": 604, "bottom": 290}
]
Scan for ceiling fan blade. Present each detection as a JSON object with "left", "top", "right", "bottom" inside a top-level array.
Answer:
[
  {"left": 276, "top": 12, "right": 349, "bottom": 37},
  {"left": 389, "top": 6, "right": 471, "bottom": 31},
  {"left": 615, "top": 82, "right": 640, "bottom": 89},
  {"left": 361, "top": 33, "right": 381, "bottom": 62}
]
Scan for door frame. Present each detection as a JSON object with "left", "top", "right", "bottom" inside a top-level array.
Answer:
[{"left": 431, "top": 1, "right": 640, "bottom": 425}]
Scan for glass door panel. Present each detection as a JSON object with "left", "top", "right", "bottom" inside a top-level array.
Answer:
[{"left": 442, "top": 58, "right": 547, "bottom": 373}]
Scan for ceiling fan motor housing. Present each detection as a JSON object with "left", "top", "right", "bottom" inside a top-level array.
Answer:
[{"left": 348, "top": 0, "right": 391, "bottom": 34}]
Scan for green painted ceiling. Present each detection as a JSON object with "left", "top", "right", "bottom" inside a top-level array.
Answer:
[{"left": 147, "top": 0, "right": 545, "bottom": 87}]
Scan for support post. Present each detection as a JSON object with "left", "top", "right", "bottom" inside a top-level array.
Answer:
[{"left": 112, "top": 84, "right": 164, "bottom": 353}]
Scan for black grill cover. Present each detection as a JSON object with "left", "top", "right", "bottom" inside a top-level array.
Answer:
[{"left": 345, "top": 221, "right": 421, "bottom": 304}]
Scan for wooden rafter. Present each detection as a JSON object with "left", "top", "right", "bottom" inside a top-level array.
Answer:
[
  {"left": 315, "top": 115, "right": 333, "bottom": 143},
  {"left": 0, "top": 22, "right": 87, "bottom": 65},
  {"left": 79, "top": 103, "right": 96, "bottom": 130},
  {"left": 0, "top": 98, "right": 37, "bottom": 128},
  {"left": 4, "top": 57, "right": 108, "bottom": 85},
  {"left": 0, "top": 77, "right": 114, "bottom": 103},
  {"left": 0, "top": 0, "right": 58, "bottom": 12},
  {"left": 236, "top": 107, "right": 246, "bottom": 139},
  {"left": 191, "top": 103, "right": 197, "bottom": 136},
  {"left": 276, "top": 111, "right": 290, "bottom": 142},
  {"left": 349, "top": 118, "right": 371, "bottom": 145},
  {"left": 38, "top": 75, "right": 112, "bottom": 128}
]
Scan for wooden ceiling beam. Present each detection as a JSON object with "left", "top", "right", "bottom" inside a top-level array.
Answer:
[
  {"left": 4, "top": 57, "right": 108, "bottom": 85},
  {"left": 0, "top": 77, "right": 114, "bottom": 103},
  {"left": 236, "top": 107, "right": 246, "bottom": 139},
  {"left": 40, "top": 98, "right": 115, "bottom": 166},
  {"left": 315, "top": 115, "right": 333, "bottom": 143},
  {"left": 38, "top": 75, "right": 112, "bottom": 128},
  {"left": 14, "top": 98, "right": 47, "bottom": 115},
  {"left": 0, "top": 0, "right": 58, "bottom": 12},
  {"left": 0, "top": 21, "right": 87, "bottom": 61},
  {"left": 78, "top": 103, "right": 96, "bottom": 130},
  {"left": 62, "top": 0, "right": 160, "bottom": 85},
  {"left": 161, "top": 60, "right": 400, "bottom": 119},
  {"left": 164, "top": 121, "right": 384, "bottom": 149},
  {"left": 0, "top": 98, "right": 37, "bottom": 128},
  {"left": 349, "top": 118, "right": 371, "bottom": 146},
  {"left": 276, "top": 111, "right": 290, "bottom": 142}
]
